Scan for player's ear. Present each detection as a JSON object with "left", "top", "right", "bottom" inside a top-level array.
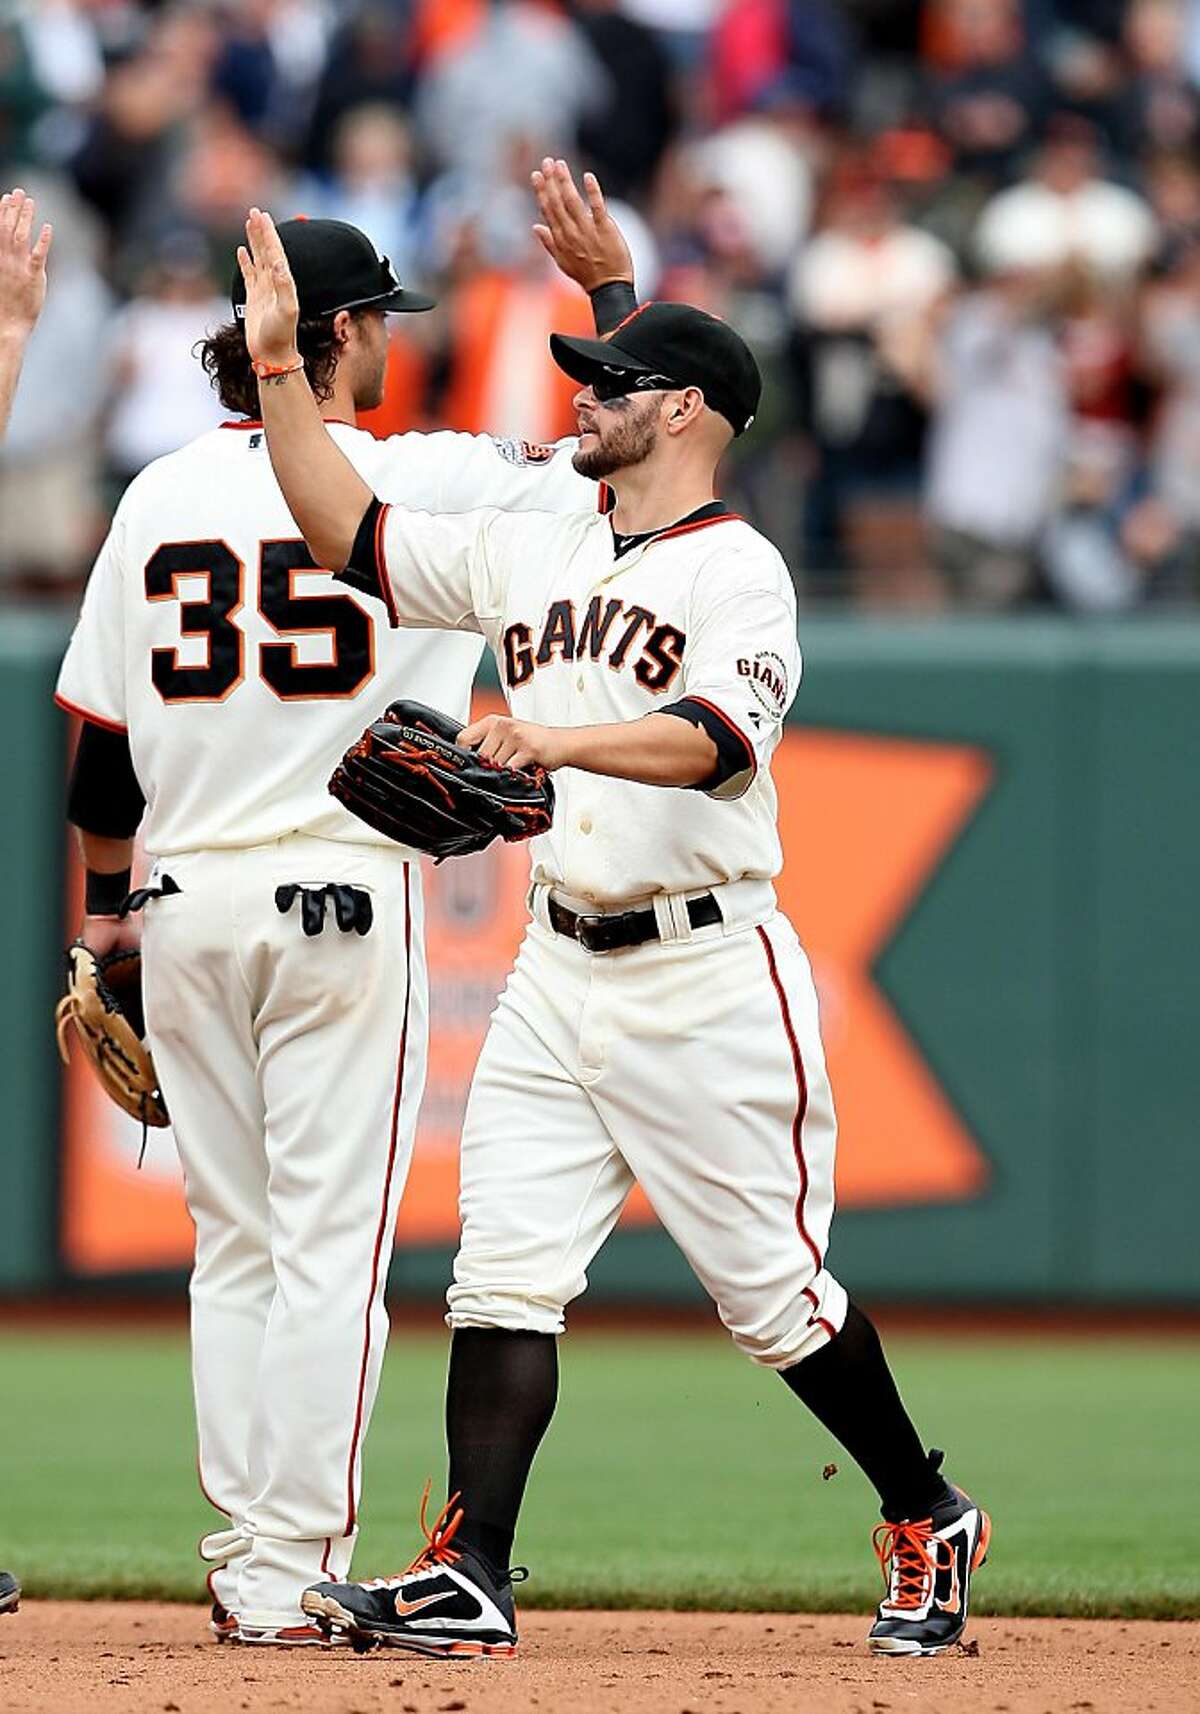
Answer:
[
  {"left": 665, "top": 387, "right": 705, "bottom": 435},
  {"left": 332, "top": 309, "right": 354, "bottom": 351}
]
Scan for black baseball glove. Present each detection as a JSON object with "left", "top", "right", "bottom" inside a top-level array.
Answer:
[{"left": 329, "top": 699, "right": 555, "bottom": 860}]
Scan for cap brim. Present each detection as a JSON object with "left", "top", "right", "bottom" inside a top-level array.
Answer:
[
  {"left": 549, "top": 331, "right": 659, "bottom": 387},
  {"left": 338, "top": 285, "right": 437, "bottom": 314}
]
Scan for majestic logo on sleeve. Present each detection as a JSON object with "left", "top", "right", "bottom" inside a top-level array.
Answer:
[
  {"left": 738, "top": 650, "right": 788, "bottom": 717},
  {"left": 503, "top": 596, "right": 685, "bottom": 694}
]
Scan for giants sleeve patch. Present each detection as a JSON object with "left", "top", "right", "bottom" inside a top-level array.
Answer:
[{"left": 738, "top": 650, "right": 789, "bottom": 718}]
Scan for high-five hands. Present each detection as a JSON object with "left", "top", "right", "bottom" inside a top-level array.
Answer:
[
  {"left": 0, "top": 189, "right": 52, "bottom": 340},
  {"left": 531, "top": 158, "right": 634, "bottom": 294},
  {"left": 238, "top": 208, "right": 301, "bottom": 369}
]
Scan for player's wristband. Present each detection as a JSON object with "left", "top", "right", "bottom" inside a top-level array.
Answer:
[
  {"left": 590, "top": 280, "right": 638, "bottom": 336},
  {"left": 253, "top": 354, "right": 304, "bottom": 380},
  {"left": 85, "top": 866, "right": 131, "bottom": 917}
]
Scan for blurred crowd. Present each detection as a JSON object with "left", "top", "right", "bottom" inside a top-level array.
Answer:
[{"left": 3, "top": 0, "right": 1200, "bottom": 610}]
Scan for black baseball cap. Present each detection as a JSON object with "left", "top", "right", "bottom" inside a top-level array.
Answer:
[
  {"left": 549, "top": 301, "right": 761, "bottom": 436},
  {"left": 231, "top": 216, "right": 435, "bottom": 322}
]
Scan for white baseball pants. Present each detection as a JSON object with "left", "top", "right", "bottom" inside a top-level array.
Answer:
[
  {"left": 140, "top": 835, "right": 426, "bottom": 1629},
  {"left": 448, "top": 901, "right": 848, "bottom": 1365}
]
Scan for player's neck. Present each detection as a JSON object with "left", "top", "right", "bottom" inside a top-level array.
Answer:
[
  {"left": 325, "top": 369, "right": 360, "bottom": 427},
  {"left": 607, "top": 459, "right": 715, "bottom": 537}
]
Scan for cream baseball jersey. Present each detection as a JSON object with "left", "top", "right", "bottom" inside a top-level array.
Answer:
[
  {"left": 345, "top": 500, "right": 802, "bottom": 904},
  {"left": 56, "top": 424, "right": 596, "bottom": 855}
]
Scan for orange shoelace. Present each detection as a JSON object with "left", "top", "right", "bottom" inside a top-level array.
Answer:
[
  {"left": 396, "top": 1479, "right": 465, "bottom": 1579},
  {"left": 369, "top": 1480, "right": 465, "bottom": 1586},
  {"left": 872, "top": 1518, "right": 953, "bottom": 1610}
]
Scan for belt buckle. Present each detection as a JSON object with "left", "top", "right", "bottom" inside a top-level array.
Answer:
[{"left": 574, "top": 913, "right": 606, "bottom": 952}]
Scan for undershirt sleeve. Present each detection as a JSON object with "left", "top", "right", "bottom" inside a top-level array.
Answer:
[
  {"left": 66, "top": 719, "right": 146, "bottom": 838},
  {"left": 660, "top": 697, "right": 757, "bottom": 794},
  {"left": 338, "top": 496, "right": 398, "bottom": 623}
]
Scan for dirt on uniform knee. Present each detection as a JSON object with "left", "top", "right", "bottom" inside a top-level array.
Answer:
[{"left": 0, "top": 1603, "right": 1195, "bottom": 1714}]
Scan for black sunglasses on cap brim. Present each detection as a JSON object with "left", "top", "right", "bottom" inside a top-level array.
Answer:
[{"left": 589, "top": 368, "right": 688, "bottom": 403}]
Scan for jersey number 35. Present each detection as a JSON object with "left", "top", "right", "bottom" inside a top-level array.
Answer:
[{"left": 145, "top": 537, "right": 373, "bottom": 704}]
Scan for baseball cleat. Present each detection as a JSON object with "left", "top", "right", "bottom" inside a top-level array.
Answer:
[
  {"left": 0, "top": 1572, "right": 20, "bottom": 1615},
  {"left": 210, "top": 1600, "right": 239, "bottom": 1642},
  {"left": 301, "top": 1483, "right": 521, "bottom": 1657},
  {"left": 867, "top": 1456, "right": 991, "bottom": 1657}
]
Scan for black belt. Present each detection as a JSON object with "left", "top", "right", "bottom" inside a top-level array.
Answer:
[{"left": 547, "top": 892, "right": 721, "bottom": 953}]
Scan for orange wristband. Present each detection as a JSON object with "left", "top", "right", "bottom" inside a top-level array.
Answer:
[{"left": 253, "top": 355, "right": 304, "bottom": 379}]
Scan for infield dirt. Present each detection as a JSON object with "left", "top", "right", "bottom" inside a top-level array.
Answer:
[{"left": 0, "top": 1603, "right": 1195, "bottom": 1714}]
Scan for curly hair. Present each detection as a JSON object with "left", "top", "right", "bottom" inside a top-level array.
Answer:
[{"left": 197, "top": 312, "right": 366, "bottom": 418}]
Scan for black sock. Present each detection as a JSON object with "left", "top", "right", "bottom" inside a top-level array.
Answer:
[
  {"left": 780, "top": 1300, "right": 950, "bottom": 1521},
  {"left": 445, "top": 1327, "right": 558, "bottom": 1569}
]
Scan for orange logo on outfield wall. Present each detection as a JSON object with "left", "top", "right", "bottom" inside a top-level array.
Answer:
[{"left": 60, "top": 722, "right": 992, "bottom": 1274}]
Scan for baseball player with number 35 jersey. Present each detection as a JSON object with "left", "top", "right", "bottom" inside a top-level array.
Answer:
[
  {"left": 243, "top": 207, "right": 992, "bottom": 1663},
  {"left": 54, "top": 212, "right": 628, "bottom": 1645}
]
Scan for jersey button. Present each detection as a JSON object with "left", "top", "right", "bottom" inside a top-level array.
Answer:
[
  {"left": 579, "top": 815, "right": 593, "bottom": 835},
  {"left": 575, "top": 674, "right": 585, "bottom": 691}
]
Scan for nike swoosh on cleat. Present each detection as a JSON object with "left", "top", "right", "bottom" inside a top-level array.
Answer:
[{"left": 393, "top": 1589, "right": 463, "bottom": 1619}]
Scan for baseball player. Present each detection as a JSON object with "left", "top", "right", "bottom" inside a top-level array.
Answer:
[
  {"left": 1, "top": 183, "right": 52, "bottom": 1623},
  {"left": 240, "top": 210, "right": 992, "bottom": 1660},
  {"left": 55, "top": 190, "right": 639, "bottom": 1645}
]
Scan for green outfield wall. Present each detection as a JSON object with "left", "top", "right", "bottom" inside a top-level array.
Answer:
[{"left": 3, "top": 612, "right": 1197, "bottom": 1304}]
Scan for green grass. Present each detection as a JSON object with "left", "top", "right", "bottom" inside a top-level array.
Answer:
[{"left": 0, "top": 1326, "right": 1195, "bottom": 1617}]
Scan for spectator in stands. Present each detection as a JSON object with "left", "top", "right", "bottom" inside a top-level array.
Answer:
[
  {"left": 788, "top": 145, "right": 957, "bottom": 601},
  {"left": 415, "top": 0, "right": 609, "bottom": 185},
  {"left": 709, "top": 0, "right": 853, "bottom": 127},
  {"left": 435, "top": 164, "right": 597, "bottom": 443},
  {"left": 1136, "top": 234, "right": 1200, "bottom": 596},
  {"left": 975, "top": 114, "right": 1159, "bottom": 285},
  {"left": 208, "top": 0, "right": 330, "bottom": 153},
  {"left": 301, "top": 4, "right": 416, "bottom": 175},
  {"left": 902, "top": 267, "right": 1071, "bottom": 606},
  {"left": 1041, "top": 0, "right": 1127, "bottom": 138},
  {"left": 1040, "top": 269, "right": 1149, "bottom": 610},
  {"left": 171, "top": 104, "right": 292, "bottom": 261},
  {"left": 924, "top": 0, "right": 1047, "bottom": 184},
  {"left": 1143, "top": 148, "right": 1200, "bottom": 251},
  {"left": 571, "top": 0, "right": 676, "bottom": 201},
  {"left": 683, "top": 106, "right": 818, "bottom": 281},
  {"left": 101, "top": 230, "right": 227, "bottom": 497},
  {"left": 1111, "top": 0, "right": 1200, "bottom": 158},
  {"left": 70, "top": 7, "right": 219, "bottom": 240},
  {"left": 291, "top": 105, "right": 425, "bottom": 288}
]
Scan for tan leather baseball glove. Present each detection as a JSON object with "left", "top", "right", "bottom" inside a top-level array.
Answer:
[{"left": 54, "top": 943, "right": 169, "bottom": 1130}]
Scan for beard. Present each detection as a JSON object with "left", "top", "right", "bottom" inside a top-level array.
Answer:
[
  {"left": 572, "top": 398, "right": 660, "bottom": 479},
  {"left": 352, "top": 358, "right": 388, "bottom": 413}
]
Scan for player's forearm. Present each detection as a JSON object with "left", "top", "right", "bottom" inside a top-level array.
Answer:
[
  {"left": 557, "top": 714, "right": 717, "bottom": 787},
  {"left": 75, "top": 830, "right": 135, "bottom": 920},
  {"left": 77, "top": 830, "right": 134, "bottom": 873},
  {"left": 256, "top": 369, "right": 373, "bottom": 571}
]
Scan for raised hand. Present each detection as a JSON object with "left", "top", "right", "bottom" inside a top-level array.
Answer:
[
  {"left": 0, "top": 188, "right": 52, "bottom": 340},
  {"left": 531, "top": 158, "right": 633, "bottom": 293},
  {"left": 237, "top": 207, "right": 301, "bottom": 367}
]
